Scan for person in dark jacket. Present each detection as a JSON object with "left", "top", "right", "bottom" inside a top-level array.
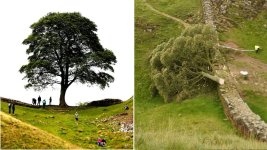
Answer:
[
  {"left": 49, "top": 97, "right": 52, "bottom": 105},
  {"left": 102, "top": 139, "right": 106, "bottom": 146},
  {"left": 32, "top": 98, "right": 37, "bottom": 105},
  {"left": 38, "top": 96, "right": 41, "bottom": 106},
  {"left": 11, "top": 103, "right": 15, "bottom": 114}
]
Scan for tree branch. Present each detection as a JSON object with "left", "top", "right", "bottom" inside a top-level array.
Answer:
[{"left": 67, "top": 76, "right": 77, "bottom": 87}]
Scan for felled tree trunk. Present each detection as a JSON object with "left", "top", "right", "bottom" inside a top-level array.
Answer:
[{"left": 201, "top": 72, "right": 224, "bottom": 85}]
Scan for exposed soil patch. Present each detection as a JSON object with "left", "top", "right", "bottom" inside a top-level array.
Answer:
[{"left": 227, "top": 52, "right": 267, "bottom": 96}]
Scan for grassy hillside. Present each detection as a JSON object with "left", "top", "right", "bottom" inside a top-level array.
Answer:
[
  {"left": 136, "top": 95, "right": 267, "bottom": 149},
  {"left": 146, "top": 0, "right": 201, "bottom": 21},
  {"left": 135, "top": 0, "right": 267, "bottom": 149},
  {"left": 220, "top": 11, "right": 267, "bottom": 63},
  {"left": 1, "top": 98, "right": 133, "bottom": 149},
  {"left": 243, "top": 91, "right": 267, "bottom": 122},
  {"left": 1, "top": 111, "right": 79, "bottom": 149}
]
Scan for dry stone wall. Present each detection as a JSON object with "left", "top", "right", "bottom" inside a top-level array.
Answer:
[{"left": 202, "top": 0, "right": 267, "bottom": 142}]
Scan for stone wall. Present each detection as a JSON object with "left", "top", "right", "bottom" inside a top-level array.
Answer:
[{"left": 202, "top": 0, "right": 267, "bottom": 142}]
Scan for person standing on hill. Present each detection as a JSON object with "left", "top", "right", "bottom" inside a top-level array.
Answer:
[
  {"left": 75, "top": 112, "right": 79, "bottom": 125},
  {"left": 42, "top": 99, "right": 46, "bottom": 108},
  {"left": 49, "top": 97, "right": 52, "bottom": 105},
  {"left": 11, "top": 103, "right": 15, "bottom": 114},
  {"left": 38, "top": 96, "right": 41, "bottom": 106},
  {"left": 8, "top": 102, "right": 11, "bottom": 114},
  {"left": 32, "top": 98, "right": 36, "bottom": 105}
]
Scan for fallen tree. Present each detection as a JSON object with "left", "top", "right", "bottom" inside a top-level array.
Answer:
[{"left": 150, "top": 25, "right": 222, "bottom": 102}]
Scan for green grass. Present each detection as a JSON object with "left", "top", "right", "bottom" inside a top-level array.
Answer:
[
  {"left": 147, "top": 0, "right": 201, "bottom": 21},
  {"left": 1, "top": 99, "right": 133, "bottom": 149},
  {"left": 1, "top": 112, "right": 79, "bottom": 149},
  {"left": 136, "top": 95, "right": 267, "bottom": 149},
  {"left": 243, "top": 90, "right": 267, "bottom": 122},
  {"left": 135, "top": 0, "right": 267, "bottom": 149},
  {"left": 220, "top": 11, "right": 267, "bottom": 63}
]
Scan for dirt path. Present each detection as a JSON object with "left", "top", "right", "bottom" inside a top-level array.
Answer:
[
  {"left": 143, "top": 0, "right": 189, "bottom": 28},
  {"left": 227, "top": 52, "right": 267, "bottom": 96}
]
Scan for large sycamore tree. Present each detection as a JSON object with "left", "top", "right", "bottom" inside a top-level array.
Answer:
[{"left": 20, "top": 12, "right": 117, "bottom": 107}]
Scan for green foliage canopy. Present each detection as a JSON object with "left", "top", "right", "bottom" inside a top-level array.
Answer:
[{"left": 150, "top": 25, "right": 217, "bottom": 102}]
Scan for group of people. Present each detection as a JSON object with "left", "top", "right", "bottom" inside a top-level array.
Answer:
[
  {"left": 32, "top": 96, "right": 52, "bottom": 108},
  {"left": 8, "top": 102, "right": 15, "bottom": 114},
  {"left": 7, "top": 99, "right": 109, "bottom": 147}
]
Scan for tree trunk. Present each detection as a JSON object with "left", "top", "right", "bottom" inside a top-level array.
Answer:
[
  {"left": 59, "top": 86, "right": 68, "bottom": 107},
  {"left": 201, "top": 72, "right": 224, "bottom": 85}
]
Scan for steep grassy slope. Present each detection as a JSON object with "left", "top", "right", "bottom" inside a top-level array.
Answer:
[
  {"left": 1, "top": 111, "right": 79, "bottom": 149},
  {"left": 243, "top": 91, "right": 267, "bottom": 122},
  {"left": 135, "top": 0, "right": 267, "bottom": 149},
  {"left": 1, "top": 98, "right": 133, "bottom": 149}
]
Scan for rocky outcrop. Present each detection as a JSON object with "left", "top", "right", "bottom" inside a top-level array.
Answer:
[{"left": 202, "top": 0, "right": 267, "bottom": 142}]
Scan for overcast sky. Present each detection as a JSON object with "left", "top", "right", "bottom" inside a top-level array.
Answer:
[{"left": 0, "top": 0, "right": 134, "bottom": 106}]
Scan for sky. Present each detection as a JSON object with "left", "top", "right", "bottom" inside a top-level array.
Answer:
[{"left": 0, "top": 0, "right": 134, "bottom": 106}]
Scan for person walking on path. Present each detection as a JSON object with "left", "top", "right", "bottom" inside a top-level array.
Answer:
[
  {"left": 8, "top": 103, "right": 11, "bottom": 114},
  {"left": 38, "top": 96, "right": 41, "bottom": 106},
  {"left": 75, "top": 112, "right": 79, "bottom": 125},
  {"left": 42, "top": 99, "right": 46, "bottom": 108},
  {"left": 11, "top": 103, "right": 15, "bottom": 114},
  {"left": 49, "top": 97, "right": 52, "bottom": 105}
]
